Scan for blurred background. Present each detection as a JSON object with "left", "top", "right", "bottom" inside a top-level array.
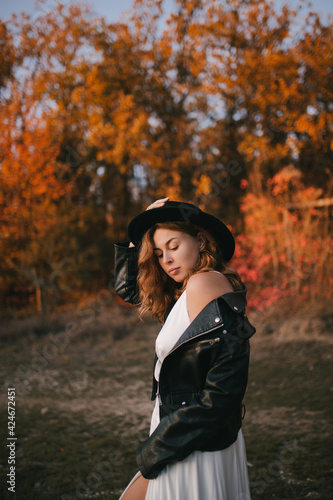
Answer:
[
  {"left": 0, "top": 0, "right": 332, "bottom": 316},
  {"left": 0, "top": 1, "right": 332, "bottom": 499}
]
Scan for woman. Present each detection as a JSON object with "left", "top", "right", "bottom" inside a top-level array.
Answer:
[{"left": 114, "top": 197, "right": 255, "bottom": 500}]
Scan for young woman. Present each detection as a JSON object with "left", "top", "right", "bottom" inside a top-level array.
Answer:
[{"left": 114, "top": 197, "right": 255, "bottom": 500}]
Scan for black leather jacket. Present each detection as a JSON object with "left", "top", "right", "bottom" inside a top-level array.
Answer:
[{"left": 114, "top": 242, "right": 256, "bottom": 479}]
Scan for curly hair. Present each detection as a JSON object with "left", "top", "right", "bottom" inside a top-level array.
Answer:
[{"left": 137, "top": 220, "right": 243, "bottom": 322}]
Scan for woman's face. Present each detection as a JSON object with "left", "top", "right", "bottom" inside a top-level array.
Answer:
[{"left": 153, "top": 228, "right": 202, "bottom": 283}]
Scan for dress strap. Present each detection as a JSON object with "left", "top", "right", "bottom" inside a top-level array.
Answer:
[{"left": 199, "top": 269, "right": 222, "bottom": 275}]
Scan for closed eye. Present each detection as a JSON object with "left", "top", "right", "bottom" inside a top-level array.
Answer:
[{"left": 155, "top": 246, "right": 179, "bottom": 259}]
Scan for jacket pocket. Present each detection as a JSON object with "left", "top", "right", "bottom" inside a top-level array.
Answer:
[
  {"left": 181, "top": 337, "right": 221, "bottom": 351},
  {"left": 194, "top": 337, "right": 221, "bottom": 346}
]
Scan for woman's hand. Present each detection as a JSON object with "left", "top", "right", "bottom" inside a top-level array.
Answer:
[
  {"left": 146, "top": 197, "right": 169, "bottom": 211},
  {"left": 129, "top": 197, "right": 169, "bottom": 247}
]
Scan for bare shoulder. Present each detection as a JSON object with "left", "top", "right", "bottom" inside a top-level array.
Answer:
[
  {"left": 186, "top": 271, "right": 234, "bottom": 322},
  {"left": 186, "top": 270, "right": 233, "bottom": 292}
]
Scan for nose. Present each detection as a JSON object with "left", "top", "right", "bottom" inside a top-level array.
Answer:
[{"left": 163, "top": 250, "right": 173, "bottom": 264}]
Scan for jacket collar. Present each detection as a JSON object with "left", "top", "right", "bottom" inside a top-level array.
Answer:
[{"left": 168, "top": 284, "right": 248, "bottom": 355}]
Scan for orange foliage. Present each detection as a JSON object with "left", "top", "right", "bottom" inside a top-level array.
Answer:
[
  {"left": 0, "top": 0, "right": 332, "bottom": 313},
  {"left": 232, "top": 167, "right": 331, "bottom": 310}
]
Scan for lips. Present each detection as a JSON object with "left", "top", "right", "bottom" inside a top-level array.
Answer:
[{"left": 168, "top": 267, "right": 180, "bottom": 274}]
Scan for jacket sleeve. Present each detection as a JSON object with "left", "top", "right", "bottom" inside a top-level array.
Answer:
[
  {"left": 136, "top": 333, "right": 250, "bottom": 479},
  {"left": 113, "top": 242, "right": 140, "bottom": 305}
]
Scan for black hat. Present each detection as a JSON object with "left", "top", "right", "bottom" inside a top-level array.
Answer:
[{"left": 127, "top": 201, "right": 235, "bottom": 262}]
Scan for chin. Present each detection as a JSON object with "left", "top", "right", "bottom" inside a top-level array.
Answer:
[
  {"left": 172, "top": 271, "right": 188, "bottom": 284},
  {"left": 172, "top": 277, "right": 183, "bottom": 283}
]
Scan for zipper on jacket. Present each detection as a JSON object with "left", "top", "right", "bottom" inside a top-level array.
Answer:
[
  {"left": 167, "top": 323, "right": 223, "bottom": 358},
  {"left": 193, "top": 337, "right": 220, "bottom": 346}
]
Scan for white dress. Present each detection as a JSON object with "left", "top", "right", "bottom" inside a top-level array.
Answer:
[{"left": 120, "top": 272, "right": 251, "bottom": 500}]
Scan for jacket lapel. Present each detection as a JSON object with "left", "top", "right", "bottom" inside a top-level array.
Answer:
[{"left": 168, "top": 284, "right": 248, "bottom": 354}]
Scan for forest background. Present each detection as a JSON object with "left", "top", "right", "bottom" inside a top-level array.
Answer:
[{"left": 0, "top": 0, "right": 332, "bottom": 317}]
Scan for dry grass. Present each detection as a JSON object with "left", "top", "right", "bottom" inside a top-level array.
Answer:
[{"left": 0, "top": 294, "right": 332, "bottom": 499}]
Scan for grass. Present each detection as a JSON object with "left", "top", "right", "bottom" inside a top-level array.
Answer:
[{"left": 0, "top": 297, "right": 332, "bottom": 499}]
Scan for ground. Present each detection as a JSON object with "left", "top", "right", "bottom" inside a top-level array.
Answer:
[{"left": 0, "top": 294, "right": 332, "bottom": 499}]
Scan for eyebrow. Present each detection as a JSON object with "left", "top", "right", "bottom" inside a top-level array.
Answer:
[{"left": 153, "top": 238, "right": 179, "bottom": 251}]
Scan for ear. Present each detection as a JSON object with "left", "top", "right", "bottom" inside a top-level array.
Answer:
[{"left": 196, "top": 233, "right": 205, "bottom": 251}]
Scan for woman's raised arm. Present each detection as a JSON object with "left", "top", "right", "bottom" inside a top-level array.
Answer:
[{"left": 113, "top": 197, "right": 169, "bottom": 303}]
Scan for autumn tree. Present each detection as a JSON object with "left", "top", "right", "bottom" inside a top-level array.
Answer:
[
  {"left": 85, "top": 0, "right": 209, "bottom": 228},
  {"left": 0, "top": 0, "right": 331, "bottom": 314},
  {"left": 0, "top": 3, "right": 106, "bottom": 315}
]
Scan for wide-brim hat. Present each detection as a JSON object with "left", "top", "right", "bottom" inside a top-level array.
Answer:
[{"left": 127, "top": 201, "right": 235, "bottom": 262}]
